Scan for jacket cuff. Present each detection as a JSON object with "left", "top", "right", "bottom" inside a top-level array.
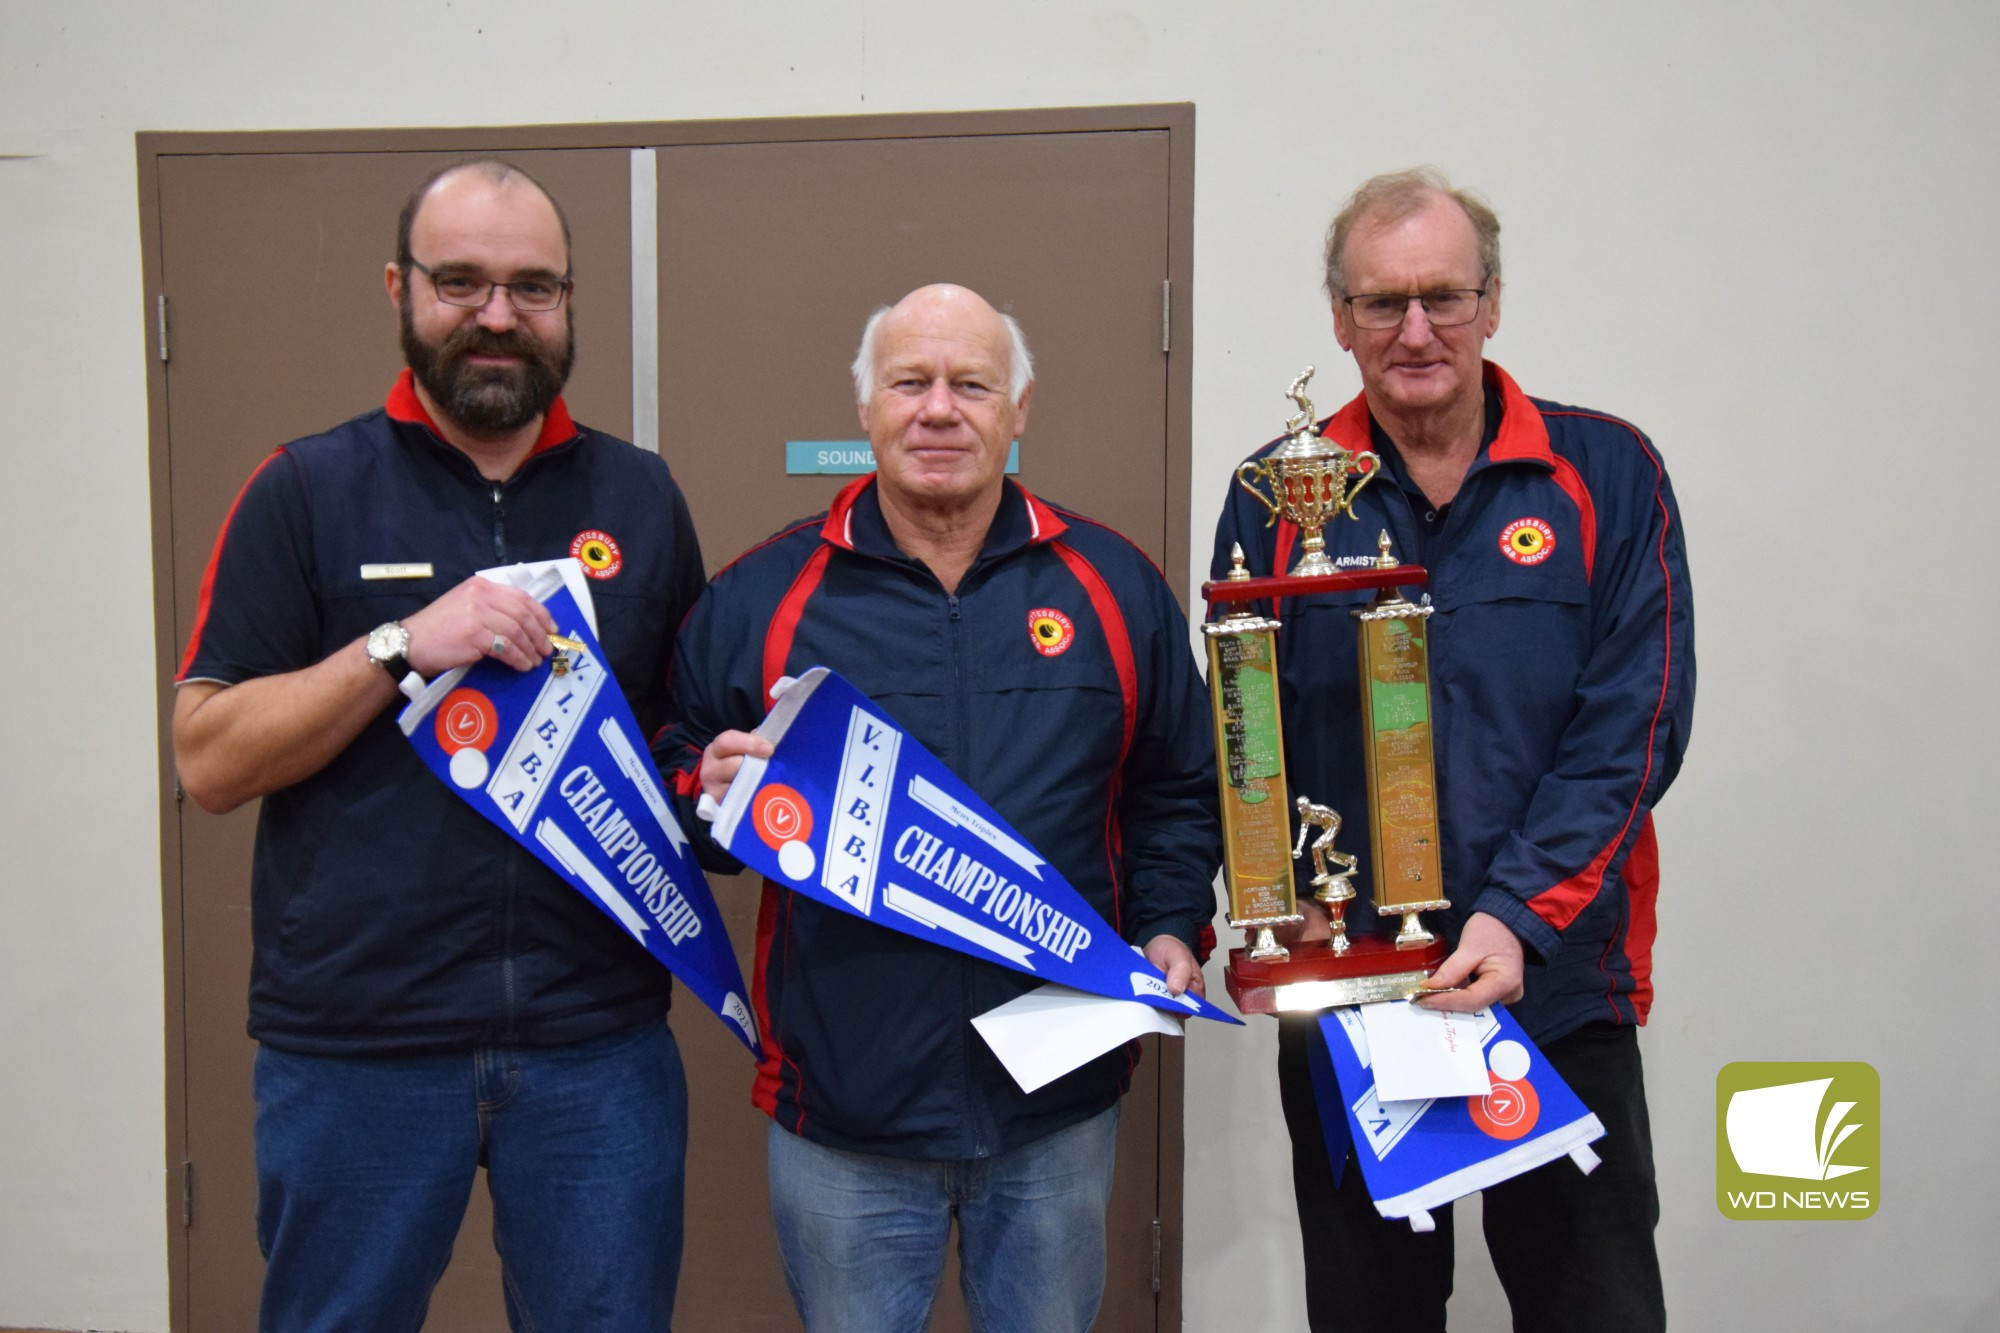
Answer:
[
  {"left": 1131, "top": 916, "right": 1205, "bottom": 956},
  {"left": 1468, "top": 888, "right": 1560, "bottom": 966}
]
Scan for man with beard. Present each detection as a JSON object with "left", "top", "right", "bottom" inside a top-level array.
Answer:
[{"left": 173, "top": 161, "right": 704, "bottom": 1331}]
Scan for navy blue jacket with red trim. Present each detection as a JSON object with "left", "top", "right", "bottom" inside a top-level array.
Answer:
[
  {"left": 660, "top": 475, "right": 1221, "bottom": 1160},
  {"left": 1211, "top": 363, "right": 1694, "bottom": 1045},
  {"left": 178, "top": 372, "right": 705, "bottom": 1056}
]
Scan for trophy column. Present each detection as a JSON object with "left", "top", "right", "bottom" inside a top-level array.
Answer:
[
  {"left": 1355, "top": 533, "right": 1450, "bottom": 948},
  {"left": 1208, "top": 370, "right": 1451, "bottom": 1015},
  {"left": 1204, "top": 579, "right": 1301, "bottom": 962}
]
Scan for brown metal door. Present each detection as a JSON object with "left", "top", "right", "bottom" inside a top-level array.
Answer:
[
  {"left": 656, "top": 130, "right": 1177, "bottom": 1333},
  {"left": 154, "top": 147, "right": 634, "bottom": 1333},
  {"left": 150, "top": 110, "right": 1191, "bottom": 1333}
]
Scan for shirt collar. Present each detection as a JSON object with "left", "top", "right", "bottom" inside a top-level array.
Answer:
[
  {"left": 819, "top": 474, "right": 1070, "bottom": 558},
  {"left": 384, "top": 367, "right": 579, "bottom": 458},
  {"left": 1317, "top": 361, "right": 1551, "bottom": 472}
]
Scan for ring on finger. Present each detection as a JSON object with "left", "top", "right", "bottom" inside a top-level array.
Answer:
[{"left": 489, "top": 633, "right": 508, "bottom": 657}]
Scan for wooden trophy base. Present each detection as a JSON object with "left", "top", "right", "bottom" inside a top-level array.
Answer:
[{"left": 1225, "top": 934, "right": 1449, "bottom": 1015}]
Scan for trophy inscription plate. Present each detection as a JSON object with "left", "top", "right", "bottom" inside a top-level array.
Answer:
[
  {"left": 1359, "top": 612, "right": 1444, "bottom": 908},
  {"left": 1206, "top": 619, "right": 1297, "bottom": 931}
]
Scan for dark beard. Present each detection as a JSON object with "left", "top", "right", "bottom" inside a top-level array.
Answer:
[{"left": 401, "top": 302, "right": 575, "bottom": 437}]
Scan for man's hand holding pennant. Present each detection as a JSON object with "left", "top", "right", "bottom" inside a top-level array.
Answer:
[
  {"left": 398, "top": 564, "right": 760, "bottom": 1057},
  {"left": 710, "top": 666, "right": 1240, "bottom": 1028}
]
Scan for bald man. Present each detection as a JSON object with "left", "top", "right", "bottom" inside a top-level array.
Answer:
[
  {"left": 660, "top": 285, "right": 1220, "bottom": 1332},
  {"left": 174, "top": 161, "right": 704, "bottom": 1330}
]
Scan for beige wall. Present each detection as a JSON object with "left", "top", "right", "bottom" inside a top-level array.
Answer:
[{"left": 4, "top": 3, "right": 1996, "bottom": 1329}]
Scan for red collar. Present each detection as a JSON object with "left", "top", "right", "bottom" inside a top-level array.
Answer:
[
  {"left": 384, "top": 368, "right": 579, "bottom": 458},
  {"left": 1318, "top": 361, "right": 1550, "bottom": 466},
  {"left": 819, "top": 473, "right": 1070, "bottom": 552}
]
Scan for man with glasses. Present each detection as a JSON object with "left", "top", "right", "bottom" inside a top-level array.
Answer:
[
  {"left": 1212, "top": 168, "right": 1693, "bottom": 1331},
  {"left": 173, "top": 160, "right": 703, "bottom": 1330}
]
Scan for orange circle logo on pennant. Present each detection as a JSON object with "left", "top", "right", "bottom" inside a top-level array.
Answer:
[
  {"left": 1498, "top": 518, "right": 1555, "bottom": 566},
  {"left": 1028, "top": 608, "right": 1075, "bottom": 657},
  {"left": 1469, "top": 1074, "right": 1541, "bottom": 1140},
  {"left": 753, "top": 784, "right": 813, "bottom": 851},
  {"left": 571, "top": 529, "right": 623, "bottom": 580},
  {"left": 436, "top": 689, "right": 498, "bottom": 754}
]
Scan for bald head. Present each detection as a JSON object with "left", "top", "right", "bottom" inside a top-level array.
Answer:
[
  {"left": 396, "top": 159, "right": 573, "bottom": 275},
  {"left": 852, "top": 284, "right": 1034, "bottom": 407},
  {"left": 854, "top": 283, "right": 1035, "bottom": 520}
]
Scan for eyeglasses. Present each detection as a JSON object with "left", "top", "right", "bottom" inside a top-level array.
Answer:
[
  {"left": 408, "top": 259, "right": 572, "bottom": 313},
  {"left": 1341, "top": 287, "right": 1487, "bottom": 330}
]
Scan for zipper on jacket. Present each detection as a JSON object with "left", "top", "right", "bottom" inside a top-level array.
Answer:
[
  {"left": 944, "top": 591, "right": 966, "bottom": 770},
  {"left": 490, "top": 483, "right": 507, "bottom": 561},
  {"left": 944, "top": 586, "right": 988, "bottom": 1156}
]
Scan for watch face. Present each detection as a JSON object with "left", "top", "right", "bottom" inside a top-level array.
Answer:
[{"left": 368, "top": 622, "right": 409, "bottom": 663}]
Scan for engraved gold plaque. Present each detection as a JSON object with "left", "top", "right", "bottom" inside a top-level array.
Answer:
[
  {"left": 1355, "top": 534, "right": 1448, "bottom": 948},
  {"left": 1205, "top": 595, "right": 1301, "bottom": 962}
]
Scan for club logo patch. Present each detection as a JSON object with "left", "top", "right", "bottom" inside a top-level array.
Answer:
[
  {"left": 753, "top": 782, "right": 819, "bottom": 880},
  {"left": 1499, "top": 518, "right": 1556, "bottom": 566},
  {"left": 753, "top": 783, "right": 813, "bottom": 849},
  {"left": 570, "top": 529, "right": 624, "bottom": 580},
  {"left": 1028, "top": 608, "right": 1075, "bottom": 657},
  {"left": 435, "top": 688, "right": 500, "bottom": 789}
]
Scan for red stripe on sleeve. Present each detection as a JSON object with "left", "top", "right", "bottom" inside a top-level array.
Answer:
[
  {"left": 1050, "top": 543, "right": 1136, "bottom": 762},
  {"left": 1051, "top": 541, "right": 1138, "bottom": 927},
  {"left": 748, "top": 878, "right": 805, "bottom": 1125},
  {"left": 762, "top": 546, "right": 833, "bottom": 703},
  {"left": 1548, "top": 455, "right": 1598, "bottom": 581},
  {"left": 176, "top": 449, "right": 287, "bottom": 681},
  {"left": 1618, "top": 814, "right": 1659, "bottom": 1023},
  {"left": 1525, "top": 433, "right": 1678, "bottom": 931}
]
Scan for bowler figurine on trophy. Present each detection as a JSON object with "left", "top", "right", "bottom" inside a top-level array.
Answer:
[{"left": 1204, "top": 369, "right": 1450, "bottom": 1014}]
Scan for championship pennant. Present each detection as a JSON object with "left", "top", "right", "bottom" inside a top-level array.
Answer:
[
  {"left": 710, "top": 667, "right": 1239, "bottom": 1027},
  {"left": 398, "top": 573, "right": 760, "bottom": 1057},
  {"left": 1308, "top": 1004, "right": 1605, "bottom": 1230}
]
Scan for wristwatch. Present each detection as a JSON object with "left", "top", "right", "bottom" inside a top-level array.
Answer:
[{"left": 365, "top": 621, "right": 413, "bottom": 681}]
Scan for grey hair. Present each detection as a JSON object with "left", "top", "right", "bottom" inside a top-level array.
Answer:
[
  {"left": 1322, "top": 167, "right": 1501, "bottom": 300},
  {"left": 850, "top": 304, "right": 1036, "bottom": 406}
]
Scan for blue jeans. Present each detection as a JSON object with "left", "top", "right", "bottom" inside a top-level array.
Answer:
[
  {"left": 254, "top": 1020, "right": 687, "bottom": 1333},
  {"left": 767, "top": 1107, "right": 1120, "bottom": 1333}
]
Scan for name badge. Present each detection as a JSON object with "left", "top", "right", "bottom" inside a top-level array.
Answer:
[{"left": 360, "top": 563, "right": 435, "bottom": 581}]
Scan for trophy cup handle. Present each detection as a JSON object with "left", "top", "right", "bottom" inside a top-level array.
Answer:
[
  {"left": 1235, "top": 459, "right": 1281, "bottom": 528},
  {"left": 1341, "top": 448, "right": 1384, "bottom": 518}
]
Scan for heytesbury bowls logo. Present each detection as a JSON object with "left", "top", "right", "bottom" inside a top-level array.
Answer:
[
  {"left": 1716, "top": 1062, "right": 1878, "bottom": 1220},
  {"left": 570, "top": 529, "right": 624, "bottom": 580},
  {"left": 1499, "top": 517, "right": 1555, "bottom": 565}
]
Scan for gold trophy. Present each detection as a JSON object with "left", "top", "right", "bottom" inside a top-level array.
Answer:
[
  {"left": 1206, "top": 369, "right": 1450, "bottom": 1014},
  {"left": 1234, "top": 367, "right": 1380, "bottom": 576}
]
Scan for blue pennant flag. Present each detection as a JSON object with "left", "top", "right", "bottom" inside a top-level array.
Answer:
[
  {"left": 398, "top": 574, "right": 760, "bottom": 1058},
  {"left": 1310, "top": 1003, "right": 1605, "bottom": 1229},
  {"left": 710, "top": 667, "right": 1239, "bottom": 1027}
]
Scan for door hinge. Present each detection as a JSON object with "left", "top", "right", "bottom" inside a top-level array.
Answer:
[
  {"left": 181, "top": 1159, "right": 194, "bottom": 1227},
  {"left": 156, "top": 293, "right": 170, "bottom": 363},
  {"left": 1160, "top": 280, "right": 1171, "bottom": 355},
  {"left": 1150, "top": 1217, "right": 1163, "bottom": 1293}
]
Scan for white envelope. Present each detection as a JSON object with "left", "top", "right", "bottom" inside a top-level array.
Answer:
[
  {"left": 1360, "top": 1000, "right": 1494, "bottom": 1102},
  {"left": 972, "top": 982, "right": 1184, "bottom": 1094}
]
